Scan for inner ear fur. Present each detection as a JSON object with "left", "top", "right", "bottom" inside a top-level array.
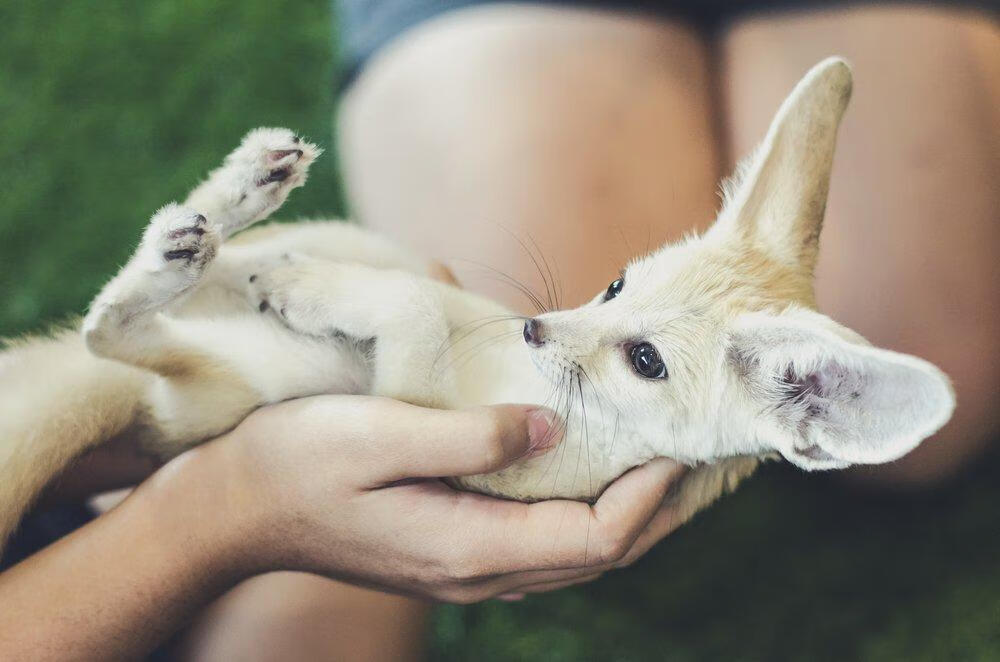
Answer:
[
  {"left": 728, "top": 308, "right": 955, "bottom": 470},
  {"left": 710, "top": 57, "right": 853, "bottom": 277}
]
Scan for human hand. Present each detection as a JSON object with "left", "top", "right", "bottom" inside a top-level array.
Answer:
[{"left": 209, "top": 395, "right": 687, "bottom": 603}]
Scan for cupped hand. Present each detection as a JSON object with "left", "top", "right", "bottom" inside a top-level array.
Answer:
[{"left": 213, "top": 395, "right": 687, "bottom": 603}]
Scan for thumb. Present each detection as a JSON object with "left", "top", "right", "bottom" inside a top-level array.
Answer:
[{"left": 380, "top": 404, "right": 562, "bottom": 481}]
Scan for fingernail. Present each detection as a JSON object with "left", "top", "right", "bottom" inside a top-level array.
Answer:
[{"left": 526, "top": 408, "right": 561, "bottom": 457}]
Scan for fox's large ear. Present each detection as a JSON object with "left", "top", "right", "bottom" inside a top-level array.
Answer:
[
  {"left": 710, "top": 57, "right": 852, "bottom": 277},
  {"left": 727, "top": 308, "right": 955, "bottom": 470}
]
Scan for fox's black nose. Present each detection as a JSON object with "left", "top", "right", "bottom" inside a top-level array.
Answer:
[{"left": 523, "top": 318, "right": 545, "bottom": 347}]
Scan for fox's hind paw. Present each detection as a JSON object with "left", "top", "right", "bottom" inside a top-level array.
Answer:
[{"left": 246, "top": 255, "right": 335, "bottom": 337}]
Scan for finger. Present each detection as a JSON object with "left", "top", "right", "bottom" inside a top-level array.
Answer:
[
  {"left": 587, "top": 458, "right": 686, "bottom": 562},
  {"left": 465, "top": 571, "right": 605, "bottom": 603},
  {"left": 517, "top": 572, "right": 604, "bottom": 594},
  {"left": 440, "top": 565, "right": 607, "bottom": 604},
  {"left": 610, "top": 501, "right": 686, "bottom": 569},
  {"left": 492, "top": 502, "right": 685, "bottom": 583},
  {"left": 432, "top": 459, "right": 686, "bottom": 575},
  {"left": 580, "top": 458, "right": 686, "bottom": 564},
  {"left": 484, "top": 563, "right": 614, "bottom": 590},
  {"left": 374, "top": 403, "right": 561, "bottom": 481}
]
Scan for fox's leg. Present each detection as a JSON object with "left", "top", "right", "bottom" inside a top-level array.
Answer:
[
  {"left": 184, "top": 127, "right": 320, "bottom": 239},
  {"left": 82, "top": 205, "right": 274, "bottom": 455},
  {"left": 82, "top": 205, "right": 224, "bottom": 375},
  {"left": 84, "top": 126, "right": 318, "bottom": 372},
  {"left": 247, "top": 257, "right": 456, "bottom": 408},
  {"left": 2, "top": 205, "right": 221, "bottom": 550}
]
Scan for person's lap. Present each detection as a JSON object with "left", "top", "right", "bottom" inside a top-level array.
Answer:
[
  {"left": 722, "top": 4, "right": 1000, "bottom": 486},
  {"left": 176, "top": 3, "right": 999, "bottom": 659}
]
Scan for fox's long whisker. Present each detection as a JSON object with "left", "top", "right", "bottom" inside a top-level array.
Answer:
[
  {"left": 534, "top": 367, "right": 574, "bottom": 492},
  {"left": 616, "top": 225, "right": 635, "bottom": 263},
  {"left": 526, "top": 231, "right": 566, "bottom": 311},
  {"left": 548, "top": 364, "right": 580, "bottom": 500},
  {"left": 540, "top": 369, "right": 573, "bottom": 448},
  {"left": 609, "top": 412, "right": 621, "bottom": 459},
  {"left": 433, "top": 315, "right": 525, "bottom": 367},
  {"left": 437, "top": 330, "right": 521, "bottom": 376},
  {"left": 579, "top": 372, "right": 593, "bottom": 499},
  {"left": 524, "top": 232, "right": 558, "bottom": 312},
  {"left": 457, "top": 259, "right": 548, "bottom": 313},
  {"left": 579, "top": 365, "right": 618, "bottom": 450},
  {"left": 580, "top": 372, "right": 593, "bottom": 563},
  {"left": 498, "top": 226, "right": 556, "bottom": 313},
  {"left": 452, "top": 258, "right": 548, "bottom": 314}
]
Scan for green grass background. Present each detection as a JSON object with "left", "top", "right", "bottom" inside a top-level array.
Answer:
[{"left": 2, "top": 1, "right": 998, "bottom": 659}]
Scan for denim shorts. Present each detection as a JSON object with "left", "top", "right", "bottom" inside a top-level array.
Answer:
[{"left": 335, "top": 0, "right": 998, "bottom": 88}]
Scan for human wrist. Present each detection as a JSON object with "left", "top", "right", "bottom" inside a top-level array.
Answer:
[{"left": 148, "top": 437, "right": 277, "bottom": 582}]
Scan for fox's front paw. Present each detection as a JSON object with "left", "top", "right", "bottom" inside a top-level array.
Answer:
[
  {"left": 229, "top": 127, "right": 319, "bottom": 192},
  {"left": 140, "top": 203, "right": 221, "bottom": 285},
  {"left": 189, "top": 127, "right": 321, "bottom": 237}
]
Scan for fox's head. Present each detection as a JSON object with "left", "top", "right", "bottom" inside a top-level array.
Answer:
[{"left": 524, "top": 58, "right": 955, "bottom": 472}]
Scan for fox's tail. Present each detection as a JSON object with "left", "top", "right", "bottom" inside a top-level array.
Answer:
[{"left": 0, "top": 325, "right": 147, "bottom": 551}]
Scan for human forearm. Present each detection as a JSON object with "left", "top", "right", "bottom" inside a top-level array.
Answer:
[
  {"left": 0, "top": 444, "right": 254, "bottom": 661},
  {"left": 0, "top": 395, "right": 688, "bottom": 660}
]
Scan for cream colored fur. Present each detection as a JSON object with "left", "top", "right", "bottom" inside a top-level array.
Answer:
[{"left": 0, "top": 59, "right": 955, "bottom": 552}]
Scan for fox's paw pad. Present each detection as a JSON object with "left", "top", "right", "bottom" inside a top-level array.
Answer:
[
  {"left": 229, "top": 127, "right": 320, "bottom": 193},
  {"left": 144, "top": 204, "right": 220, "bottom": 271}
]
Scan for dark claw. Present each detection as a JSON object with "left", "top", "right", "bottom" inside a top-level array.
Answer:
[
  {"left": 167, "top": 226, "right": 205, "bottom": 240},
  {"left": 259, "top": 300, "right": 269, "bottom": 312},
  {"left": 259, "top": 168, "right": 289, "bottom": 185},
  {"left": 269, "top": 149, "right": 302, "bottom": 162},
  {"left": 164, "top": 248, "right": 197, "bottom": 261},
  {"left": 249, "top": 274, "right": 257, "bottom": 283}
]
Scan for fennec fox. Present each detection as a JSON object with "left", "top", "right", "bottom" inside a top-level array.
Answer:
[{"left": 0, "top": 58, "right": 954, "bottom": 551}]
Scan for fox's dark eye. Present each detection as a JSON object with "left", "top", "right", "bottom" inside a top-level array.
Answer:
[
  {"left": 630, "top": 342, "right": 667, "bottom": 380},
  {"left": 603, "top": 278, "right": 624, "bottom": 302}
]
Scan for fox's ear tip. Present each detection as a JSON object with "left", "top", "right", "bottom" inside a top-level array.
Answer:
[
  {"left": 817, "top": 55, "right": 852, "bottom": 71},
  {"left": 922, "top": 359, "right": 958, "bottom": 426},
  {"left": 811, "top": 56, "right": 854, "bottom": 97}
]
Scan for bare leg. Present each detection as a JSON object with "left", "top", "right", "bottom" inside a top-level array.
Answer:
[
  {"left": 722, "top": 6, "right": 1000, "bottom": 485},
  {"left": 174, "top": 573, "right": 429, "bottom": 662},
  {"left": 339, "top": 4, "right": 721, "bottom": 310}
]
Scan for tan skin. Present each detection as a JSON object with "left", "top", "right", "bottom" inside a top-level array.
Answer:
[{"left": 0, "top": 397, "right": 686, "bottom": 660}]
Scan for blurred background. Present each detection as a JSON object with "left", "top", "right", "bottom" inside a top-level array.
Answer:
[{"left": 1, "top": 1, "right": 998, "bottom": 659}]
